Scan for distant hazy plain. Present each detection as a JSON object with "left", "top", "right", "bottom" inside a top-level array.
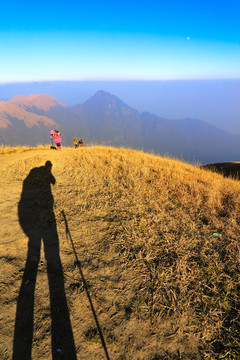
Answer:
[{"left": 0, "top": 80, "right": 239, "bottom": 134}]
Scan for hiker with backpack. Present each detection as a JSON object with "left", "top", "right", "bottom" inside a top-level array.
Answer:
[
  {"left": 50, "top": 130, "right": 62, "bottom": 150},
  {"left": 78, "top": 139, "right": 83, "bottom": 147},
  {"left": 73, "top": 138, "right": 78, "bottom": 148}
]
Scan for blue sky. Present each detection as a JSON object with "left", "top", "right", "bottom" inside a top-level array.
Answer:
[{"left": 0, "top": 0, "right": 240, "bottom": 82}]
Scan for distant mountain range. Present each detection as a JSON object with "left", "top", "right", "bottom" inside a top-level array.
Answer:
[{"left": 1, "top": 90, "right": 240, "bottom": 164}]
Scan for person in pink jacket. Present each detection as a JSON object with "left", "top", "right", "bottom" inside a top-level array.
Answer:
[{"left": 50, "top": 130, "right": 62, "bottom": 150}]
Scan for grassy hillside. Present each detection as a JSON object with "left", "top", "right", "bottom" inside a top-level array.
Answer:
[
  {"left": 1, "top": 145, "right": 240, "bottom": 359},
  {"left": 0, "top": 144, "right": 49, "bottom": 154}
]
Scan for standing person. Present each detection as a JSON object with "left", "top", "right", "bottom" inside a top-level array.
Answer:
[
  {"left": 50, "top": 130, "right": 62, "bottom": 150},
  {"left": 78, "top": 139, "right": 83, "bottom": 147},
  {"left": 73, "top": 138, "right": 78, "bottom": 148}
]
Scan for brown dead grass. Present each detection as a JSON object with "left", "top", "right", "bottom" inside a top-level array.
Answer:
[
  {"left": 0, "top": 144, "right": 50, "bottom": 154},
  {"left": 0, "top": 145, "right": 240, "bottom": 359}
]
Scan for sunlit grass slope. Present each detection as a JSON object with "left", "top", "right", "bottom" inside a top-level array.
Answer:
[
  {"left": 0, "top": 144, "right": 49, "bottom": 154},
  {"left": 3, "top": 145, "right": 240, "bottom": 359},
  {"left": 56, "top": 146, "right": 240, "bottom": 359}
]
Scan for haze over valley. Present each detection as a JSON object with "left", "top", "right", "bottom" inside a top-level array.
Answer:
[
  {"left": 1, "top": 89, "right": 240, "bottom": 164},
  {"left": 0, "top": 80, "right": 239, "bottom": 135}
]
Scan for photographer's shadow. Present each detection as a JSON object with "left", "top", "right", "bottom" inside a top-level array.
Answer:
[{"left": 13, "top": 161, "right": 77, "bottom": 360}]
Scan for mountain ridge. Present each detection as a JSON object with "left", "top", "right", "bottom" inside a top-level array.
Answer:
[
  {"left": 9, "top": 93, "right": 67, "bottom": 112},
  {"left": 0, "top": 91, "right": 240, "bottom": 163},
  {"left": 0, "top": 100, "right": 57, "bottom": 129}
]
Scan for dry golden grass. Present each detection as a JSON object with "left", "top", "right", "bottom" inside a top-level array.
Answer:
[
  {"left": 55, "top": 146, "right": 240, "bottom": 359},
  {"left": 1, "top": 145, "right": 240, "bottom": 359},
  {"left": 0, "top": 144, "right": 50, "bottom": 154}
]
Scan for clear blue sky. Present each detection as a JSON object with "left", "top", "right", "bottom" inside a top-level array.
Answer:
[{"left": 0, "top": 0, "right": 240, "bottom": 82}]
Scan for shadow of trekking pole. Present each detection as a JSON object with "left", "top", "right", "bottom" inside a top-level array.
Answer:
[{"left": 61, "top": 211, "right": 111, "bottom": 360}]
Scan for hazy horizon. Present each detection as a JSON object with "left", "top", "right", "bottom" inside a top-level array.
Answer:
[{"left": 0, "top": 80, "right": 239, "bottom": 135}]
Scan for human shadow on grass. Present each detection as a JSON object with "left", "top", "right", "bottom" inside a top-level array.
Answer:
[{"left": 13, "top": 161, "right": 77, "bottom": 360}]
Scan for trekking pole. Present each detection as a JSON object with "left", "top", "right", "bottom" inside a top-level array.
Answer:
[{"left": 61, "top": 211, "right": 111, "bottom": 360}]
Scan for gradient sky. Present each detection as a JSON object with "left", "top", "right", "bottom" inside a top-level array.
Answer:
[{"left": 0, "top": 0, "right": 240, "bottom": 82}]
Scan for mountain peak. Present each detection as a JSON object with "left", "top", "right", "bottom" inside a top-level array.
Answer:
[
  {"left": 87, "top": 90, "right": 120, "bottom": 102},
  {"left": 94, "top": 90, "right": 112, "bottom": 98},
  {"left": 83, "top": 90, "right": 132, "bottom": 111}
]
